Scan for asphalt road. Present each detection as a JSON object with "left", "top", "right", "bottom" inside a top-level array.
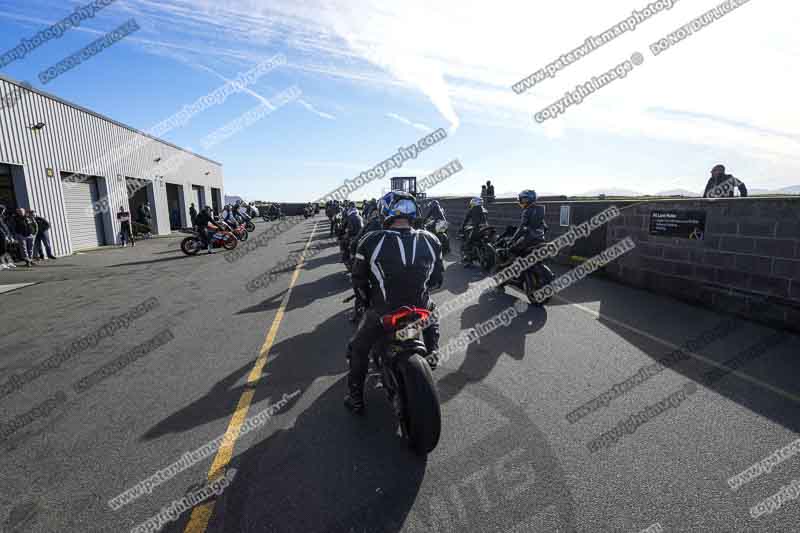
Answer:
[{"left": 1, "top": 216, "right": 799, "bottom": 533}]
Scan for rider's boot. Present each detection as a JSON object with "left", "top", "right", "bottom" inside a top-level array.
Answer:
[
  {"left": 423, "top": 318, "right": 441, "bottom": 370},
  {"left": 344, "top": 375, "right": 365, "bottom": 414},
  {"left": 344, "top": 342, "right": 366, "bottom": 413}
]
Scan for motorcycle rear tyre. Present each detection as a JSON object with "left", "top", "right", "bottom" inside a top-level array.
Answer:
[
  {"left": 222, "top": 235, "right": 238, "bottom": 250},
  {"left": 400, "top": 354, "right": 442, "bottom": 455},
  {"left": 181, "top": 236, "right": 201, "bottom": 256}
]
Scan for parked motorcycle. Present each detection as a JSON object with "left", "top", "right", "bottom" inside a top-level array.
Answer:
[
  {"left": 180, "top": 227, "right": 237, "bottom": 255},
  {"left": 459, "top": 224, "right": 497, "bottom": 272},
  {"left": 348, "top": 303, "right": 441, "bottom": 455},
  {"left": 332, "top": 211, "right": 344, "bottom": 236},
  {"left": 262, "top": 205, "right": 284, "bottom": 222},
  {"left": 132, "top": 221, "right": 153, "bottom": 240},
  {"left": 340, "top": 233, "right": 356, "bottom": 272},
  {"left": 234, "top": 214, "right": 256, "bottom": 232},
  {"left": 424, "top": 218, "right": 450, "bottom": 255},
  {"left": 220, "top": 220, "right": 248, "bottom": 241},
  {"left": 491, "top": 226, "right": 556, "bottom": 305}
]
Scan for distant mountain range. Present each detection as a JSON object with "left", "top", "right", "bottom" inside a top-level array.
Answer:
[
  {"left": 579, "top": 188, "right": 643, "bottom": 197},
  {"left": 655, "top": 189, "right": 701, "bottom": 197},
  {"left": 569, "top": 185, "right": 800, "bottom": 197}
]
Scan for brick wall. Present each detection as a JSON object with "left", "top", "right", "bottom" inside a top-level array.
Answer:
[
  {"left": 603, "top": 197, "right": 800, "bottom": 332},
  {"left": 433, "top": 196, "right": 634, "bottom": 263},
  {"left": 433, "top": 195, "right": 800, "bottom": 332}
]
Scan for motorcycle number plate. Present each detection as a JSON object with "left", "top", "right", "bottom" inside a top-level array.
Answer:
[{"left": 396, "top": 326, "right": 421, "bottom": 341}]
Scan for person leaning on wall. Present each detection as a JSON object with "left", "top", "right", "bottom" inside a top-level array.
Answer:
[{"left": 703, "top": 164, "right": 748, "bottom": 198}]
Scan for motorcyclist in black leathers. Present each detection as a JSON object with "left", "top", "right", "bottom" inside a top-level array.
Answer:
[
  {"left": 352, "top": 206, "right": 382, "bottom": 247},
  {"left": 460, "top": 197, "right": 488, "bottom": 264},
  {"left": 195, "top": 206, "right": 223, "bottom": 254},
  {"left": 361, "top": 198, "right": 377, "bottom": 219},
  {"left": 341, "top": 204, "right": 363, "bottom": 266},
  {"left": 509, "top": 189, "right": 547, "bottom": 253},
  {"left": 326, "top": 200, "right": 339, "bottom": 237},
  {"left": 344, "top": 191, "right": 443, "bottom": 413},
  {"left": 425, "top": 200, "right": 446, "bottom": 222}
]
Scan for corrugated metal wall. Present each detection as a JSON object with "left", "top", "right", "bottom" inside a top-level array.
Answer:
[{"left": 0, "top": 76, "right": 224, "bottom": 256}]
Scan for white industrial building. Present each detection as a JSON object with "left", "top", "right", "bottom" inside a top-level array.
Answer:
[{"left": 0, "top": 74, "right": 224, "bottom": 256}]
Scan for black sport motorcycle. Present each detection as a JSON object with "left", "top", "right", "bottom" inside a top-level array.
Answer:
[
  {"left": 459, "top": 224, "right": 497, "bottom": 273},
  {"left": 424, "top": 218, "right": 450, "bottom": 255},
  {"left": 236, "top": 216, "right": 256, "bottom": 232},
  {"left": 340, "top": 234, "right": 355, "bottom": 272},
  {"left": 491, "top": 226, "right": 556, "bottom": 305},
  {"left": 345, "top": 300, "right": 441, "bottom": 455}
]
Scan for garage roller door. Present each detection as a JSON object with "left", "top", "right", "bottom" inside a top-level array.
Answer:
[
  {"left": 192, "top": 186, "right": 205, "bottom": 209},
  {"left": 62, "top": 178, "right": 105, "bottom": 250}
]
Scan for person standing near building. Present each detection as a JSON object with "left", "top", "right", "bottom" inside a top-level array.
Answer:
[
  {"left": 189, "top": 203, "right": 198, "bottom": 230},
  {"left": 31, "top": 210, "right": 56, "bottom": 260},
  {"left": 485, "top": 180, "right": 495, "bottom": 203},
  {"left": 117, "top": 205, "right": 134, "bottom": 247},
  {"left": 10, "top": 207, "right": 37, "bottom": 267},
  {"left": 0, "top": 204, "right": 17, "bottom": 270}
]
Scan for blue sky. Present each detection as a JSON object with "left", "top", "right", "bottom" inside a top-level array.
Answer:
[{"left": 1, "top": 0, "right": 797, "bottom": 201}]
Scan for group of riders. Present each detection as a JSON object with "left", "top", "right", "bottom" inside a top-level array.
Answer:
[
  {"left": 324, "top": 189, "right": 551, "bottom": 413},
  {"left": 192, "top": 200, "right": 258, "bottom": 253}
]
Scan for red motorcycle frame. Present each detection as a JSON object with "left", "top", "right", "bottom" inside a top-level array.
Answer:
[{"left": 180, "top": 224, "right": 237, "bottom": 255}]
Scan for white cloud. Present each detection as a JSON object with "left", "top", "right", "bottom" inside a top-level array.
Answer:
[
  {"left": 74, "top": 0, "right": 800, "bottom": 190},
  {"left": 192, "top": 63, "right": 276, "bottom": 110},
  {"left": 297, "top": 99, "right": 336, "bottom": 120},
  {"left": 385, "top": 112, "right": 430, "bottom": 132}
]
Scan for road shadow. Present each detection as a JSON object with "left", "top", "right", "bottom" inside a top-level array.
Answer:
[
  {"left": 544, "top": 273, "right": 800, "bottom": 434},
  {"left": 299, "top": 252, "right": 341, "bottom": 272},
  {"left": 164, "top": 372, "right": 577, "bottom": 533},
  {"left": 438, "top": 292, "right": 547, "bottom": 404},
  {"left": 150, "top": 249, "right": 185, "bottom": 255},
  {"left": 286, "top": 233, "right": 334, "bottom": 246},
  {"left": 142, "top": 310, "right": 353, "bottom": 440},
  {"left": 237, "top": 271, "right": 350, "bottom": 316},
  {"left": 185, "top": 379, "right": 426, "bottom": 533},
  {"left": 106, "top": 254, "right": 196, "bottom": 268},
  {"left": 442, "top": 260, "right": 487, "bottom": 296}
]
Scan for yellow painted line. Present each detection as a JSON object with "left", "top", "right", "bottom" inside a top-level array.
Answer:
[
  {"left": 555, "top": 294, "right": 800, "bottom": 404},
  {"left": 183, "top": 222, "right": 318, "bottom": 533}
]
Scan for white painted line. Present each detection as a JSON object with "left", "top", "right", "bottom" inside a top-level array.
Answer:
[
  {"left": 555, "top": 295, "right": 800, "bottom": 404},
  {"left": 0, "top": 283, "right": 37, "bottom": 294}
]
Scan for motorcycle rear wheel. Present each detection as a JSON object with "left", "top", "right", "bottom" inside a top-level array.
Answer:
[
  {"left": 245, "top": 221, "right": 256, "bottom": 232},
  {"left": 399, "top": 354, "right": 441, "bottom": 455},
  {"left": 180, "top": 236, "right": 200, "bottom": 256},
  {"left": 526, "top": 270, "right": 550, "bottom": 306},
  {"left": 479, "top": 243, "right": 496, "bottom": 273},
  {"left": 440, "top": 234, "right": 450, "bottom": 254},
  {"left": 222, "top": 235, "right": 238, "bottom": 250}
]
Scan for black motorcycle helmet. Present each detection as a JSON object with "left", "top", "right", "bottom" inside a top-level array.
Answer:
[
  {"left": 518, "top": 190, "right": 537, "bottom": 208},
  {"left": 379, "top": 191, "right": 418, "bottom": 228}
]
